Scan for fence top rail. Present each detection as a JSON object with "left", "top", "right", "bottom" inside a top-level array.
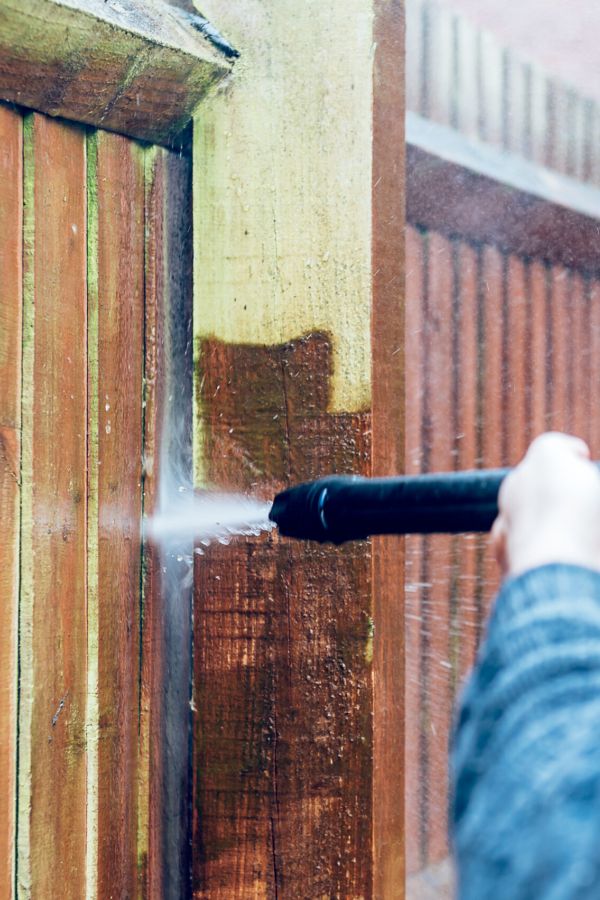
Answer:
[
  {"left": 407, "top": 0, "right": 600, "bottom": 188},
  {"left": 0, "top": 0, "right": 234, "bottom": 146},
  {"left": 407, "top": 111, "right": 600, "bottom": 272}
]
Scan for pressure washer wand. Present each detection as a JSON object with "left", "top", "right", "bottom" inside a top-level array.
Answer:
[{"left": 268, "top": 469, "right": 512, "bottom": 544}]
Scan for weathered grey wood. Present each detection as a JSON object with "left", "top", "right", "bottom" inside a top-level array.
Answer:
[
  {"left": 407, "top": 111, "right": 600, "bottom": 271},
  {"left": 0, "top": 0, "right": 233, "bottom": 146}
]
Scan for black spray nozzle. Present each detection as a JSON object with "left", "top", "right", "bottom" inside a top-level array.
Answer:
[{"left": 269, "top": 469, "right": 512, "bottom": 544}]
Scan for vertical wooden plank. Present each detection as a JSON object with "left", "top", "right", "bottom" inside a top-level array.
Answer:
[
  {"left": 406, "top": 0, "right": 423, "bottom": 114},
  {"left": 481, "top": 247, "right": 505, "bottom": 468},
  {"left": 477, "top": 29, "right": 504, "bottom": 147},
  {"left": 529, "top": 260, "right": 548, "bottom": 440},
  {"left": 504, "top": 256, "right": 528, "bottom": 464},
  {"left": 454, "top": 242, "right": 478, "bottom": 679},
  {"left": 423, "top": 2, "right": 454, "bottom": 127},
  {"left": 405, "top": 226, "right": 425, "bottom": 878},
  {"left": 18, "top": 113, "right": 87, "bottom": 899},
  {"left": 549, "top": 266, "right": 570, "bottom": 433},
  {"left": 422, "top": 231, "right": 454, "bottom": 865},
  {"left": 140, "top": 142, "right": 195, "bottom": 900},
  {"left": 90, "top": 130, "right": 145, "bottom": 899},
  {"left": 530, "top": 66, "right": 549, "bottom": 168},
  {"left": 590, "top": 107, "right": 600, "bottom": 188},
  {"left": 569, "top": 272, "right": 588, "bottom": 442},
  {"left": 372, "top": 1, "right": 405, "bottom": 895},
  {"left": 480, "top": 245, "right": 504, "bottom": 618},
  {"left": 589, "top": 279, "right": 600, "bottom": 457},
  {"left": 0, "top": 103, "right": 22, "bottom": 900},
  {"left": 138, "top": 145, "right": 166, "bottom": 900},
  {"left": 454, "top": 17, "right": 479, "bottom": 141},
  {"left": 86, "top": 129, "right": 100, "bottom": 900}
]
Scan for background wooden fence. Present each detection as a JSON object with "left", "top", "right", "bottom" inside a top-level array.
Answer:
[{"left": 405, "top": 1, "right": 600, "bottom": 892}]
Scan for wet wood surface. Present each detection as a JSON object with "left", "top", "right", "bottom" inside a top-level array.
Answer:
[
  {"left": 140, "top": 142, "right": 195, "bottom": 899},
  {"left": 0, "top": 103, "right": 22, "bottom": 900},
  {"left": 139, "top": 144, "right": 168, "bottom": 900},
  {"left": 20, "top": 112, "right": 88, "bottom": 899},
  {"left": 93, "top": 129, "right": 145, "bottom": 899},
  {"left": 193, "top": 335, "right": 373, "bottom": 898}
]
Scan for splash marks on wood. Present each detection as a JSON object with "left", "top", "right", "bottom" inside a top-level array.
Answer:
[{"left": 193, "top": 333, "right": 373, "bottom": 898}]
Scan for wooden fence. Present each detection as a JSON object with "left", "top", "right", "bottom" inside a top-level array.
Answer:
[
  {"left": 405, "top": 1, "right": 600, "bottom": 891},
  {"left": 0, "top": 1, "right": 406, "bottom": 898},
  {"left": 0, "top": 103, "right": 196, "bottom": 898}
]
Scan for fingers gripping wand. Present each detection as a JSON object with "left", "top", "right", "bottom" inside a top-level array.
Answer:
[{"left": 268, "top": 469, "right": 512, "bottom": 543}]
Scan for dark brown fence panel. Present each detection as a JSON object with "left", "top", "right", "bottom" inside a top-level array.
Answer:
[{"left": 193, "top": 336, "right": 373, "bottom": 898}]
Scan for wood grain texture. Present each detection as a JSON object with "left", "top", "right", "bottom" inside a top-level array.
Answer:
[
  {"left": 529, "top": 260, "right": 548, "bottom": 439},
  {"left": 0, "top": 103, "right": 22, "bottom": 900},
  {"left": 403, "top": 226, "right": 600, "bottom": 885},
  {"left": 18, "top": 113, "right": 87, "bottom": 899},
  {"left": 138, "top": 145, "right": 167, "bottom": 900},
  {"left": 92, "top": 129, "right": 145, "bottom": 898},
  {"left": 193, "top": 335, "right": 373, "bottom": 899},
  {"left": 0, "top": 0, "right": 231, "bottom": 146},
  {"left": 140, "top": 142, "right": 194, "bottom": 900},
  {"left": 405, "top": 226, "right": 425, "bottom": 877},
  {"left": 454, "top": 243, "right": 479, "bottom": 681},
  {"left": 504, "top": 256, "right": 528, "bottom": 463},
  {"left": 422, "top": 233, "right": 454, "bottom": 864},
  {"left": 372, "top": 0, "right": 405, "bottom": 895},
  {"left": 548, "top": 267, "right": 570, "bottom": 433}
]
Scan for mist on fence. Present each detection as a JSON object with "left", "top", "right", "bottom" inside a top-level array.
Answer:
[{"left": 405, "top": 0, "right": 600, "bottom": 893}]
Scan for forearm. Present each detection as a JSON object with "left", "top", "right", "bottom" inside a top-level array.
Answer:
[{"left": 451, "top": 564, "right": 600, "bottom": 899}]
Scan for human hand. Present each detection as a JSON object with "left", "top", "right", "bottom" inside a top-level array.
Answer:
[{"left": 491, "top": 432, "right": 600, "bottom": 578}]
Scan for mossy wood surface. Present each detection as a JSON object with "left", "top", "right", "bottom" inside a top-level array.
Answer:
[{"left": 0, "top": 0, "right": 231, "bottom": 146}]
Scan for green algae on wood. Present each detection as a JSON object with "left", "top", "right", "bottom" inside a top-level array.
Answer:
[
  {"left": 0, "top": 0, "right": 233, "bottom": 146},
  {"left": 193, "top": 0, "right": 374, "bottom": 444}
]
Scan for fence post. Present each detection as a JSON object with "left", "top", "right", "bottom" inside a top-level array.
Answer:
[{"left": 192, "top": 2, "right": 405, "bottom": 896}]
